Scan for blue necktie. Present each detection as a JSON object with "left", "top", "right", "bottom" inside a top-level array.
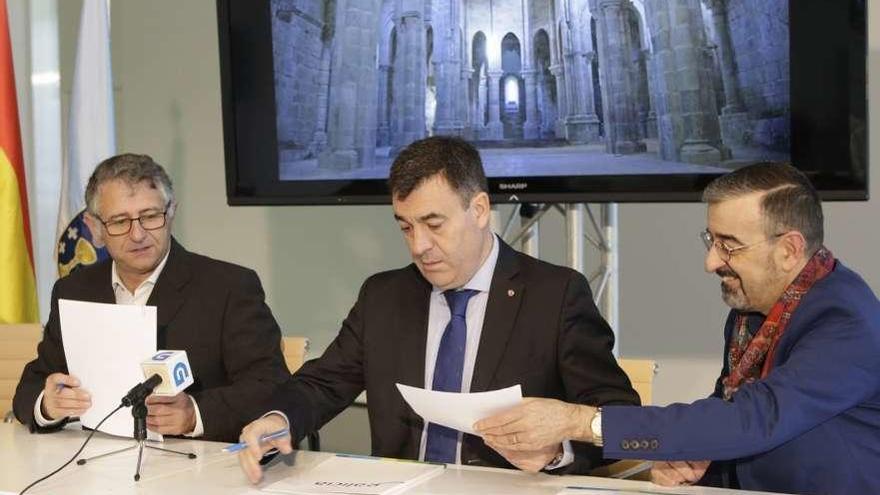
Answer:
[{"left": 425, "top": 289, "right": 478, "bottom": 463}]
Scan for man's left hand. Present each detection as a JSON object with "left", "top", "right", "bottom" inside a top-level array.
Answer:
[
  {"left": 146, "top": 392, "right": 196, "bottom": 435},
  {"left": 489, "top": 443, "right": 563, "bottom": 473},
  {"left": 475, "top": 397, "right": 594, "bottom": 451}
]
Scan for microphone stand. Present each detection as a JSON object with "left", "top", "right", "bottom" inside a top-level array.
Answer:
[{"left": 76, "top": 378, "right": 197, "bottom": 481}]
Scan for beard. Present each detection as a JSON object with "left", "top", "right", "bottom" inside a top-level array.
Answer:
[
  {"left": 716, "top": 256, "right": 784, "bottom": 313},
  {"left": 717, "top": 266, "right": 750, "bottom": 310}
]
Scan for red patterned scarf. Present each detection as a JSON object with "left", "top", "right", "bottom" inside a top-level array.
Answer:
[{"left": 722, "top": 247, "right": 835, "bottom": 400}]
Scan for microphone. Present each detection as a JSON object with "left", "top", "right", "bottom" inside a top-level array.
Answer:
[
  {"left": 139, "top": 350, "right": 194, "bottom": 396},
  {"left": 121, "top": 373, "right": 163, "bottom": 407}
]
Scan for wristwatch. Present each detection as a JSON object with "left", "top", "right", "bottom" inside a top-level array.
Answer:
[{"left": 590, "top": 407, "right": 603, "bottom": 447}]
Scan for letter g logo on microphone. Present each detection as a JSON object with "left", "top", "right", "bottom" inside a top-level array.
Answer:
[
  {"left": 152, "top": 351, "right": 174, "bottom": 361},
  {"left": 173, "top": 362, "right": 190, "bottom": 386}
]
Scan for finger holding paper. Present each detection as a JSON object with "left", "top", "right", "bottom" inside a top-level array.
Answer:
[
  {"left": 238, "top": 413, "right": 293, "bottom": 484},
  {"left": 42, "top": 373, "right": 92, "bottom": 420},
  {"left": 475, "top": 397, "right": 594, "bottom": 451}
]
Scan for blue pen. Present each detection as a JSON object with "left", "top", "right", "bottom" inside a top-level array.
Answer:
[{"left": 222, "top": 428, "right": 290, "bottom": 453}]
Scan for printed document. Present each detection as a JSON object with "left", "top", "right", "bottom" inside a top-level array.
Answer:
[
  {"left": 59, "top": 299, "right": 158, "bottom": 439},
  {"left": 396, "top": 383, "right": 522, "bottom": 434},
  {"left": 262, "top": 455, "right": 444, "bottom": 494}
]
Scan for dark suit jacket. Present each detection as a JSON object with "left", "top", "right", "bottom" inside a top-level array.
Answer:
[
  {"left": 269, "top": 240, "right": 639, "bottom": 473},
  {"left": 602, "top": 261, "right": 880, "bottom": 495},
  {"left": 13, "top": 239, "right": 290, "bottom": 442}
]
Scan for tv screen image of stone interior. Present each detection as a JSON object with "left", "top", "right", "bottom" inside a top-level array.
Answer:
[{"left": 270, "top": 1, "right": 789, "bottom": 182}]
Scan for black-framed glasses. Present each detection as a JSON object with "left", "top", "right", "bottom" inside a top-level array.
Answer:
[
  {"left": 700, "top": 230, "right": 785, "bottom": 262},
  {"left": 99, "top": 203, "right": 172, "bottom": 236}
]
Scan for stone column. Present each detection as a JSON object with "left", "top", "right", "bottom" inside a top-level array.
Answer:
[
  {"left": 432, "top": 0, "right": 462, "bottom": 136},
  {"left": 308, "top": 42, "right": 332, "bottom": 156},
  {"left": 519, "top": 0, "right": 539, "bottom": 140},
  {"left": 703, "top": 0, "right": 749, "bottom": 146},
  {"left": 565, "top": 48, "right": 601, "bottom": 143},
  {"left": 522, "top": 69, "right": 540, "bottom": 139},
  {"left": 474, "top": 69, "right": 487, "bottom": 138},
  {"left": 592, "top": 0, "right": 645, "bottom": 154},
  {"left": 643, "top": 49, "right": 658, "bottom": 139},
  {"left": 376, "top": 64, "right": 391, "bottom": 146},
  {"left": 460, "top": 68, "right": 474, "bottom": 139},
  {"left": 549, "top": 64, "right": 568, "bottom": 139},
  {"left": 537, "top": 71, "right": 556, "bottom": 138},
  {"left": 485, "top": 69, "right": 504, "bottom": 139},
  {"left": 643, "top": 0, "right": 726, "bottom": 163},
  {"left": 391, "top": 5, "right": 427, "bottom": 150},
  {"left": 318, "top": 0, "right": 382, "bottom": 169}
]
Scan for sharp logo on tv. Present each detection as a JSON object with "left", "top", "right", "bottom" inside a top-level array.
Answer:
[{"left": 218, "top": 0, "right": 867, "bottom": 203}]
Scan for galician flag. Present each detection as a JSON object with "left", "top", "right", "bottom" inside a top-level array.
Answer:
[{"left": 56, "top": 0, "right": 114, "bottom": 277}]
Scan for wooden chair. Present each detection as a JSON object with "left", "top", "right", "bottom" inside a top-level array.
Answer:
[
  {"left": 0, "top": 323, "right": 43, "bottom": 422},
  {"left": 279, "top": 335, "right": 320, "bottom": 450},
  {"left": 589, "top": 358, "right": 657, "bottom": 481}
]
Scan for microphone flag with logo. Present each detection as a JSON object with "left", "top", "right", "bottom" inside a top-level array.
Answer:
[{"left": 140, "top": 350, "right": 194, "bottom": 396}]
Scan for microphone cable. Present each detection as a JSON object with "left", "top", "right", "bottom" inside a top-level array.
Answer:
[{"left": 18, "top": 404, "right": 123, "bottom": 495}]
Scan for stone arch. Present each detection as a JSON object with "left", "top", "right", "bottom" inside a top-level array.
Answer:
[
  {"left": 501, "top": 33, "right": 524, "bottom": 139},
  {"left": 629, "top": 0, "right": 652, "bottom": 51},
  {"left": 471, "top": 31, "right": 488, "bottom": 130}
]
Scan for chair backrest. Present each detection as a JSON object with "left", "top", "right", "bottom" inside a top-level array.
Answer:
[
  {"left": 280, "top": 336, "right": 310, "bottom": 373},
  {"left": 618, "top": 358, "right": 657, "bottom": 405},
  {"left": 0, "top": 324, "right": 43, "bottom": 416},
  {"left": 589, "top": 358, "right": 659, "bottom": 481}
]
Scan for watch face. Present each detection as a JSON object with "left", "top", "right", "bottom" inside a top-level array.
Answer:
[{"left": 591, "top": 410, "right": 602, "bottom": 439}]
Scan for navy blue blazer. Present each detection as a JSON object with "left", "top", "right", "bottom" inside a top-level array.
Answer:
[{"left": 603, "top": 261, "right": 880, "bottom": 495}]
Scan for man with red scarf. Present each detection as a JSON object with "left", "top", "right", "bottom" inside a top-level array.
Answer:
[{"left": 476, "top": 163, "right": 880, "bottom": 495}]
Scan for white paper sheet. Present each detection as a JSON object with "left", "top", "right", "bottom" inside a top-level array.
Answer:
[
  {"left": 395, "top": 383, "right": 522, "bottom": 434},
  {"left": 59, "top": 299, "right": 159, "bottom": 439},
  {"left": 262, "top": 455, "right": 444, "bottom": 495}
]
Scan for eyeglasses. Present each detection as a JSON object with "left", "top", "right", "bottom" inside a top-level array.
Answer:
[
  {"left": 99, "top": 203, "right": 172, "bottom": 236},
  {"left": 700, "top": 230, "right": 785, "bottom": 262}
]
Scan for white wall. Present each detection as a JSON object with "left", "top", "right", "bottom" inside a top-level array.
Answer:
[{"left": 39, "top": 0, "right": 880, "bottom": 451}]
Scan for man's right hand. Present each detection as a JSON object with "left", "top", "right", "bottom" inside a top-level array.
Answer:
[
  {"left": 238, "top": 413, "right": 294, "bottom": 484},
  {"left": 650, "top": 460, "right": 711, "bottom": 486},
  {"left": 41, "top": 373, "right": 92, "bottom": 421}
]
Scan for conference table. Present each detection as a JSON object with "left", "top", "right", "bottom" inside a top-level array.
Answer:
[{"left": 0, "top": 423, "right": 787, "bottom": 495}]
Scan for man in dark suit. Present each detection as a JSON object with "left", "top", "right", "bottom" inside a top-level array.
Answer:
[
  {"left": 13, "top": 153, "right": 289, "bottom": 442},
  {"left": 238, "top": 137, "right": 639, "bottom": 483},
  {"left": 476, "top": 163, "right": 880, "bottom": 495}
]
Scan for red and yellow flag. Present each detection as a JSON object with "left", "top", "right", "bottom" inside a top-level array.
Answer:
[{"left": 0, "top": 0, "right": 39, "bottom": 323}]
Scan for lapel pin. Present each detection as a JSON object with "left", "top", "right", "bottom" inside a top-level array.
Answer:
[{"left": 507, "top": 289, "right": 515, "bottom": 297}]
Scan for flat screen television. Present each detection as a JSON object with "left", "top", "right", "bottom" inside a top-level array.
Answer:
[{"left": 217, "top": 0, "right": 867, "bottom": 205}]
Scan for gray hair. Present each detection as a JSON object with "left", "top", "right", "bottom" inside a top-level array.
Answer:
[
  {"left": 702, "top": 162, "right": 824, "bottom": 255},
  {"left": 85, "top": 153, "right": 174, "bottom": 216}
]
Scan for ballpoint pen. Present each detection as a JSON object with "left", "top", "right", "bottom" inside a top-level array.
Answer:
[{"left": 222, "top": 428, "right": 290, "bottom": 453}]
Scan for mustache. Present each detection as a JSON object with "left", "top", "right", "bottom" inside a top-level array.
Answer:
[{"left": 716, "top": 267, "right": 738, "bottom": 279}]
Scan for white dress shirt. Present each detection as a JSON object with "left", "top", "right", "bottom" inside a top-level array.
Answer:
[
  {"left": 416, "top": 235, "right": 572, "bottom": 469},
  {"left": 35, "top": 250, "right": 205, "bottom": 437}
]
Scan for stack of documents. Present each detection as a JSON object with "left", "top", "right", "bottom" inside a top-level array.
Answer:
[{"left": 261, "top": 455, "right": 444, "bottom": 495}]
